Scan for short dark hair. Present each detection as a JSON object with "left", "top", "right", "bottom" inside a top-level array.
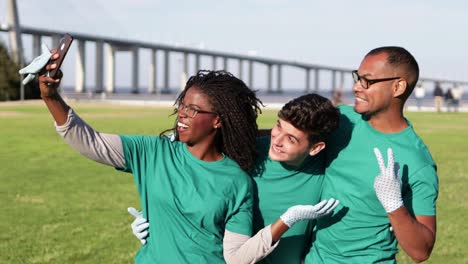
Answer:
[
  {"left": 367, "top": 46, "right": 419, "bottom": 99},
  {"left": 278, "top": 93, "right": 339, "bottom": 144},
  {"left": 171, "top": 70, "right": 263, "bottom": 171}
]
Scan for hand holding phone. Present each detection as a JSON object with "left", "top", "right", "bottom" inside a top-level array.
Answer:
[{"left": 47, "top": 33, "right": 73, "bottom": 78}]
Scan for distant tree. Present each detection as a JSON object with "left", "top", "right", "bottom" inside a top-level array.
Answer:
[
  {"left": 0, "top": 41, "right": 41, "bottom": 101},
  {"left": 0, "top": 41, "right": 21, "bottom": 101}
]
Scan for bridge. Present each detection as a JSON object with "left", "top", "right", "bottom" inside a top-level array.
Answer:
[{"left": 2, "top": 0, "right": 467, "bottom": 102}]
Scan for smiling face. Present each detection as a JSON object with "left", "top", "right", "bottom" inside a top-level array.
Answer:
[
  {"left": 268, "top": 119, "right": 315, "bottom": 167},
  {"left": 176, "top": 86, "right": 220, "bottom": 147},
  {"left": 353, "top": 52, "right": 400, "bottom": 116}
]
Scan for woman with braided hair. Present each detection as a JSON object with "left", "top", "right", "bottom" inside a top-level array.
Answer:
[
  {"left": 37, "top": 61, "right": 262, "bottom": 262},
  {"left": 168, "top": 70, "right": 262, "bottom": 171}
]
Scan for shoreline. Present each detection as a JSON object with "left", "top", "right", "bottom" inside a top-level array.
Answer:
[{"left": 2, "top": 97, "right": 467, "bottom": 113}]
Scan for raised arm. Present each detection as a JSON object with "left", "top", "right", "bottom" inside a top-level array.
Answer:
[
  {"left": 55, "top": 109, "right": 125, "bottom": 168},
  {"left": 33, "top": 51, "right": 125, "bottom": 168},
  {"left": 373, "top": 148, "right": 436, "bottom": 262}
]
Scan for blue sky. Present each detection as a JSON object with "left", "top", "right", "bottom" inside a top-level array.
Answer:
[{"left": 1, "top": 0, "right": 467, "bottom": 90}]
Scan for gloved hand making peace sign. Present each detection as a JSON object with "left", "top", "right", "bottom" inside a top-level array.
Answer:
[{"left": 373, "top": 148, "right": 403, "bottom": 213}]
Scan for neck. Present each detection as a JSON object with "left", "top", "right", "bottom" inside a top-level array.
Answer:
[
  {"left": 282, "top": 155, "right": 309, "bottom": 169},
  {"left": 186, "top": 137, "right": 223, "bottom": 161},
  {"left": 367, "top": 108, "right": 408, "bottom": 133}
]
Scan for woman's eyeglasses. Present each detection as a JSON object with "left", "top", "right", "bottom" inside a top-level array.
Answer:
[{"left": 176, "top": 103, "right": 218, "bottom": 118}]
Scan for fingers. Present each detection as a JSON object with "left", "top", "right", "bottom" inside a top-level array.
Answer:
[
  {"left": 51, "top": 51, "right": 59, "bottom": 59},
  {"left": 375, "top": 147, "right": 396, "bottom": 178},
  {"left": 19, "top": 65, "right": 33, "bottom": 74},
  {"left": 373, "top": 148, "right": 385, "bottom": 172},
  {"left": 127, "top": 207, "right": 142, "bottom": 218},
  {"left": 327, "top": 199, "right": 340, "bottom": 212},
  {"left": 130, "top": 214, "right": 149, "bottom": 245},
  {"left": 134, "top": 221, "right": 150, "bottom": 234},
  {"left": 136, "top": 230, "right": 149, "bottom": 240},
  {"left": 38, "top": 62, "right": 56, "bottom": 76},
  {"left": 386, "top": 148, "right": 394, "bottom": 175},
  {"left": 131, "top": 216, "right": 147, "bottom": 227},
  {"left": 313, "top": 199, "right": 328, "bottom": 209},
  {"left": 22, "top": 74, "right": 35, "bottom": 85},
  {"left": 38, "top": 74, "right": 61, "bottom": 87},
  {"left": 45, "top": 61, "right": 58, "bottom": 72},
  {"left": 316, "top": 198, "right": 340, "bottom": 215}
]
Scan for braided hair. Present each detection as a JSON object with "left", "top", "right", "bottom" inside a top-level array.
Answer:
[{"left": 164, "top": 70, "right": 263, "bottom": 172}]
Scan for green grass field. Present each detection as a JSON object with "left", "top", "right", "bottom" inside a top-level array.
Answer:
[{"left": 1, "top": 101, "right": 467, "bottom": 263}]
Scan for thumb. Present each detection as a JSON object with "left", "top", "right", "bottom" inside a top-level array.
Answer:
[{"left": 127, "top": 207, "right": 142, "bottom": 218}]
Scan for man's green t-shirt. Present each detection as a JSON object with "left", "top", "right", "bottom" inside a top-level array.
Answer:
[
  {"left": 120, "top": 135, "right": 254, "bottom": 263},
  {"left": 253, "top": 136, "right": 325, "bottom": 264},
  {"left": 305, "top": 105, "right": 439, "bottom": 263}
]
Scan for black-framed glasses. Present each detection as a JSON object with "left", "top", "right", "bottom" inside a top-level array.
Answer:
[
  {"left": 177, "top": 103, "right": 218, "bottom": 118},
  {"left": 352, "top": 70, "right": 400, "bottom": 89}
]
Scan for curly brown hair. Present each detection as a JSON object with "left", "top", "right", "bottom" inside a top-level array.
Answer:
[{"left": 278, "top": 93, "right": 339, "bottom": 144}]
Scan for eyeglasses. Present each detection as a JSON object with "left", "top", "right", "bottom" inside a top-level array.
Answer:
[
  {"left": 177, "top": 103, "right": 218, "bottom": 118},
  {"left": 352, "top": 70, "right": 400, "bottom": 89}
]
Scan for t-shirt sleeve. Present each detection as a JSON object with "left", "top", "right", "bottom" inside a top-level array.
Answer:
[
  {"left": 119, "top": 135, "right": 159, "bottom": 193},
  {"left": 119, "top": 135, "right": 161, "bottom": 168},
  {"left": 404, "top": 164, "right": 438, "bottom": 216},
  {"left": 225, "top": 179, "right": 254, "bottom": 236},
  {"left": 119, "top": 135, "right": 144, "bottom": 172}
]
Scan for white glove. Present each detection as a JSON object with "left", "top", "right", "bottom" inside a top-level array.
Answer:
[
  {"left": 127, "top": 207, "right": 149, "bottom": 245},
  {"left": 280, "top": 198, "right": 340, "bottom": 228},
  {"left": 167, "top": 133, "right": 175, "bottom": 141},
  {"left": 373, "top": 148, "right": 403, "bottom": 213},
  {"left": 18, "top": 44, "right": 53, "bottom": 85}
]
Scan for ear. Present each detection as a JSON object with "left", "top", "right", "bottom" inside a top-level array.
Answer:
[
  {"left": 213, "top": 116, "right": 222, "bottom": 129},
  {"left": 393, "top": 79, "right": 407, "bottom": 97},
  {"left": 309, "top": 141, "right": 326, "bottom": 156}
]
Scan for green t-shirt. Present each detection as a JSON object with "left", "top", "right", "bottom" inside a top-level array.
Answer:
[
  {"left": 120, "top": 135, "right": 254, "bottom": 263},
  {"left": 305, "top": 105, "right": 439, "bottom": 263},
  {"left": 252, "top": 136, "right": 325, "bottom": 264}
]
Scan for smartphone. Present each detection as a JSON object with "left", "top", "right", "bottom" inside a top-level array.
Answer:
[{"left": 47, "top": 33, "right": 74, "bottom": 78}]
